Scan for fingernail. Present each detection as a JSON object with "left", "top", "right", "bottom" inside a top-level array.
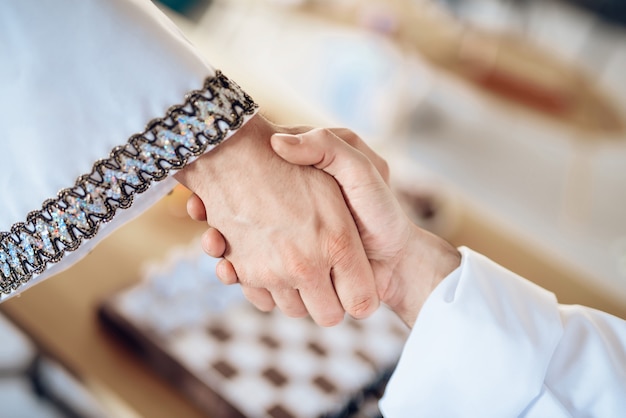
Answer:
[{"left": 273, "top": 133, "right": 300, "bottom": 145}]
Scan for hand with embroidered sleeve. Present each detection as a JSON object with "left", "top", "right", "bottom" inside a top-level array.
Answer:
[
  {"left": 192, "top": 126, "right": 461, "bottom": 327},
  {"left": 269, "top": 129, "right": 461, "bottom": 327},
  {"left": 175, "top": 116, "right": 379, "bottom": 326}
]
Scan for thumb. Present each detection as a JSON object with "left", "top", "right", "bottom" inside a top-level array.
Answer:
[{"left": 271, "top": 129, "right": 378, "bottom": 184}]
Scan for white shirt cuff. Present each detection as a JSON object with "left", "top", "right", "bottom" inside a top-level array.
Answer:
[{"left": 379, "top": 246, "right": 562, "bottom": 417}]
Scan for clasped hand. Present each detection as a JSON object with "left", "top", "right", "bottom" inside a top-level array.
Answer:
[{"left": 176, "top": 115, "right": 460, "bottom": 328}]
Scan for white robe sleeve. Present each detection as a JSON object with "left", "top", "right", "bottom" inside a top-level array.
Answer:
[
  {"left": 379, "top": 247, "right": 626, "bottom": 417},
  {"left": 0, "top": 0, "right": 257, "bottom": 300}
]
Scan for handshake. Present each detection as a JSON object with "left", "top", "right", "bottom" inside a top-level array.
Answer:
[{"left": 176, "top": 115, "right": 460, "bottom": 329}]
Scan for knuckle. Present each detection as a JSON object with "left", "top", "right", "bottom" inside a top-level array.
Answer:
[
  {"left": 288, "top": 260, "right": 318, "bottom": 284},
  {"left": 347, "top": 296, "right": 378, "bottom": 319},
  {"left": 318, "top": 127, "right": 334, "bottom": 136},
  {"left": 333, "top": 128, "right": 359, "bottom": 146},
  {"left": 327, "top": 230, "right": 357, "bottom": 265},
  {"left": 283, "top": 249, "right": 319, "bottom": 285}
]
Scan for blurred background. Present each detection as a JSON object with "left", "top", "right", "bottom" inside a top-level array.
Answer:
[
  {"left": 2, "top": 0, "right": 625, "bottom": 417},
  {"left": 165, "top": 0, "right": 626, "bottom": 307}
]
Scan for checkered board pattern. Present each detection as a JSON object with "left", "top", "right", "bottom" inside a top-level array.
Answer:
[{"left": 100, "top": 244, "right": 408, "bottom": 417}]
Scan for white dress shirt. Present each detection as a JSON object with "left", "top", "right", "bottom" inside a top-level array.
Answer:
[{"left": 380, "top": 247, "right": 626, "bottom": 417}]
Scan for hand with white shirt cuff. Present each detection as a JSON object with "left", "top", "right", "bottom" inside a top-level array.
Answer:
[{"left": 193, "top": 126, "right": 461, "bottom": 327}]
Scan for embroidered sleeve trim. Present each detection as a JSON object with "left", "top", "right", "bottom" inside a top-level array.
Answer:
[{"left": 0, "top": 71, "right": 257, "bottom": 295}]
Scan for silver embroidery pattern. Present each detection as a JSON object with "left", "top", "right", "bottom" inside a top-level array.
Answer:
[{"left": 0, "top": 71, "right": 257, "bottom": 295}]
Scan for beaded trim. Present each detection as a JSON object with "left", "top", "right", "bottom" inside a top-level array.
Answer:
[{"left": 0, "top": 71, "right": 257, "bottom": 295}]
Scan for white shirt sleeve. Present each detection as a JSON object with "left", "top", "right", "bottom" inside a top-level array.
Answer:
[
  {"left": 379, "top": 247, "right": 626, "bottom": 417},
  {"left": 0, "top": 0, "right": 257, "bottom": 300}
]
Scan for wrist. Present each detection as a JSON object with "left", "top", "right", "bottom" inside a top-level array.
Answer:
[
  {"left": 386, "top": 225, "right": 461, "bottom": 328},
  {"left": 175, "top": 113, "right": 273, "bottom": 190}
]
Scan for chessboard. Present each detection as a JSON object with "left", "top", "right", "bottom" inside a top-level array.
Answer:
[{"left": 100, "top": 243, "right": 408, "bottom": 418}]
